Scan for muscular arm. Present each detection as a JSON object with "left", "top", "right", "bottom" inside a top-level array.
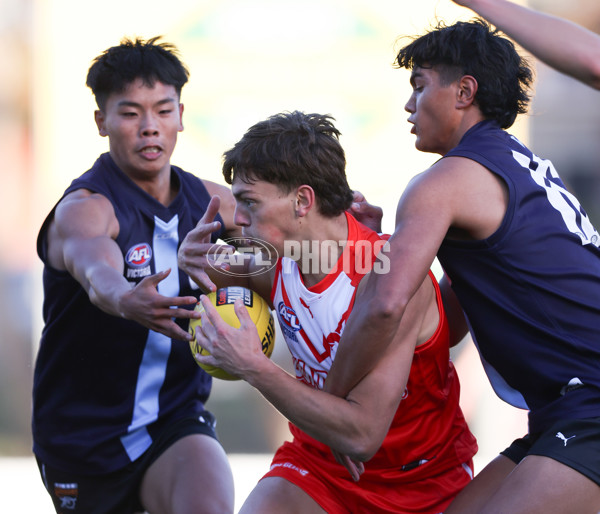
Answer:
[
  {"left": 47, "top": 189, "right": 199, "bottom": 340},
  {"left": 453, "top": 0, "right": 600, "bottom": 90},
  {"left": 194, "top": 274, "right": 436, "bottom": 462},
  {"left": 324, "top": 157, "right": 507, "bottom": 397}
]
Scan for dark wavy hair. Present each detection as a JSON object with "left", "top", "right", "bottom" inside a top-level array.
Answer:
[
  {"left": 222, "top": 111, "right": 353, "bottom": 217},
  {"left": 396, "top": 19, "right": 533, "bottom": 129},
  {"left": 86, "top": 36, "right": 189, "bottom": 111}
]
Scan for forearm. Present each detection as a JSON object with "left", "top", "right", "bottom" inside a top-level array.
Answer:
[
  {"left": 243, "top": 359, "right": 385, "bottom": 460},
  {"left": 461, "top": 0, "right": 600, "bottom": 89},
  {"left": 324, "top": 275, "right": 406, "bottom": 398},
  {"left": 84, "top": 262, "right": 133, "bottom": 317},
  {"left": 64, "top": 238, "right": 131, "bottom": 317}
]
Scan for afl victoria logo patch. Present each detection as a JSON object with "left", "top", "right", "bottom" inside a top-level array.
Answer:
[{"left": 126, "top": 243, "right": 153, "bottom": 267}]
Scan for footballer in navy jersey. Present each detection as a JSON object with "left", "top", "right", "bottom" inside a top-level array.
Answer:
[
  {"left": 32, "top": 37, "right": 238, "bottom": 514},
  {"left": 326, "top": 18, "right": 600, "bottom": 514}
]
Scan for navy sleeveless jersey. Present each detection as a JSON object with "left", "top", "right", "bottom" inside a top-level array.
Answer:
[
  {"left": 439, "top": 120, "right": 600, "bottom": 434},
  {"left": 33, "top": 153, "right": 225, "bottom": 474}
]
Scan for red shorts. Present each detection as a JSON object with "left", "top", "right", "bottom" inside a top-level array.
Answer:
[{"left": 262, "top": 439, "right": 473, "bottom": 514}]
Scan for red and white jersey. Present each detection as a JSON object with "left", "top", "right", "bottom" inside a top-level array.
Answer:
[
  {"left": 271, "top": 213, "right": 386, "bottom": 389},
  {"left": 269, "top": 213, "right": 477, "bottom": 482}
]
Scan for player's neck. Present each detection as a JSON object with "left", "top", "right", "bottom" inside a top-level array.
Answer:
[
  {"left": 133, "top": 168, "right": 177, "bottom": 206},
  {"left": 297, "top": 213, "right": 349, "bottom": 288}
]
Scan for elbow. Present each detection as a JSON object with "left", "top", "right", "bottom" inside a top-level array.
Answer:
[
  {"left": 346, "top": 436, "right": 383, "bottom": 462},
  {"left": 367, "top": 293, "right": 408, "bottom": 324},
  {"left": 335, "top": 426, "right": 385, "bottom": 462}
]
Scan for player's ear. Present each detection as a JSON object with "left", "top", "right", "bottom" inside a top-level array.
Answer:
[
  {"left": 295, "top": 185, "right": 315, "bottom": 217},
  {"left": 94, "top": 110, "right": 108, "bottom": 137},
  {"left": 178, "top": 103, "right": 184, "bottom": 132},
  {"left": 456, "top": 75, "right": 478, "bottom": 108}
]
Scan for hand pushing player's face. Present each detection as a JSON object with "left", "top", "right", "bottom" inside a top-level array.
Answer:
[
  {"left": 405, "top": 66, "right": 462, "bottom": 155},
  {"left": 232, "top": 178, "right": 297, "bottom": 255},
  {"left": 94, "top": 79, "right": 183, "bottom": 181}
]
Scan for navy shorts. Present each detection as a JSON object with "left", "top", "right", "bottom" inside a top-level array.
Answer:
[
  {"left": 500, "top": 417, "right": 600, "bottom": 486},
  {"left": 36, "top": 412, "right": 218, "bottom": 514}
]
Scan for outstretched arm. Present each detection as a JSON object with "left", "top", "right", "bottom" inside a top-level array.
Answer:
[
  {"left": 453, "top": 0, "right": 600, "bottom": 89},
  {"left": 48, "top": 189, "right": 200, "bottom": 341}
]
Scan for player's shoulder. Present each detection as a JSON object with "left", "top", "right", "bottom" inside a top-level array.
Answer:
[
  {"left": 201, "top": 179, "right": 234, "bottom": 199},
  {"left": 54, "top": 188, "right": 118, "bottom": 234},
  {"left": 407, "top": 155, "right": 490, "bottom": 197},
  {"left": 430, "top": 155, "right": 487, "bottom": 178},
  {"left": 58, "top": 188, "right": 113, "bottom": 212}
]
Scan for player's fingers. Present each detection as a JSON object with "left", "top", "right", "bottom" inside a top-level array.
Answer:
[
  {"left": 198, "top": 195, "right": 221, "bottom": 225},
  {"left": 193, "top": 316, "right": 211, "bottom": 346},
  {"left": 141, "top": 268, "right": 171, "bottom": 286},
  {"left": 206, "top": 243, "right": 236, "bottom": 260},
  {"left": 191, "top": 220, "right": 222, "bottom": 240},
  {"left": 343, "top": 457, "right": 361, "bottom": 482},
  {"left": 352, "top": 190, "right": 366, "bottom": 203},
  {"left": 199, "top": 294, "right": 228, "bottom": 330},
  {"left": 162, "top": 296, "right": 200, "bottom": 308},
  {"left": 166, "top": 306, "right": 202, "bottom": 320},
  {"left": 152, "top": 320, "right": 193, "bottom": 342},
  {"left": 234, "top": 298, "right": 253, "bottom": 328},
  {"left": 194, "top": 352, "right": 218, "bottom": 367},
  {"left": 186, "top": 271, "right": 217, "bottom": 294}
]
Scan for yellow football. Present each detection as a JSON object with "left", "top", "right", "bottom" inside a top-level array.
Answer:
[{"left": 189, "top": 286, "right": 275, "bottom": 380}]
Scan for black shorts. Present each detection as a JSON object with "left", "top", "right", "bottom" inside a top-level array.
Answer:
[
  {"left": 500, "top": 417, "right": 600, "bottom": 486},
  {"left": 36, "top": 411, "right": 218, "bottom": 514}
]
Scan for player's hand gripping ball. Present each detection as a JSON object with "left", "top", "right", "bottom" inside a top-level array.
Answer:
[{"left": 189, "top": 286, "right": 275, "bottom": 380}]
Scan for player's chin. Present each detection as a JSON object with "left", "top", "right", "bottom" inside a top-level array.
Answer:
[{"left": 414, "top": 138, "right": 438, "bottom": 155}]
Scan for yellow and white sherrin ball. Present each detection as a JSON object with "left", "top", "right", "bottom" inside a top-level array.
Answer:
[{"left": 189, "top": 286, "right": 275, "bottom": 380}]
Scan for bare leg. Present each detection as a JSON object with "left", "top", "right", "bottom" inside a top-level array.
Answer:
[
  {"left": 140, "top": 433, "right": 234, "bottom": 514},
  {"left": 480, "top": 455, "right": 600, "bottom": 514},
  {"left": 445, "top": 455, "right": 516, "bottom": 514},
  {"left": 240, "top": 476, "right": 327, "bottom": 514}
]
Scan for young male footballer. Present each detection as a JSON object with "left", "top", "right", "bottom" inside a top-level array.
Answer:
[
  {"left": 33, "top": 37, "right": 239, "bottom": 513},
  {"left": 178, "top": 110, "right": 478, "bottom": 514},
  {"left": 321, "top": 17, "right": 600, "bottom": 514}
]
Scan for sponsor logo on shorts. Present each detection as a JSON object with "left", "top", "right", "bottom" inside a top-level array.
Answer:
[
  {"left": 270, "top": 461, "right": 309, "bottom": 477},
  {"left": 555, "top": 432, "right": 576, "bottom": 446},
  {"left": 54, "top": 482, "right": 78, "bottom": 510}
]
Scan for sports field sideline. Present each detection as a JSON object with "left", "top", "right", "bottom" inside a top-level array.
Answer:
[{"left": 0, "top": 454, "right": 271, "bottom": 513}]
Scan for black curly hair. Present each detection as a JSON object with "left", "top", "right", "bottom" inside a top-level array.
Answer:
[
  {"left": 86, "top": 36, "right": 189, "bottom": 111},
  {"left": 396, "top": 19, "right": 533, "bottom": 129}
]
